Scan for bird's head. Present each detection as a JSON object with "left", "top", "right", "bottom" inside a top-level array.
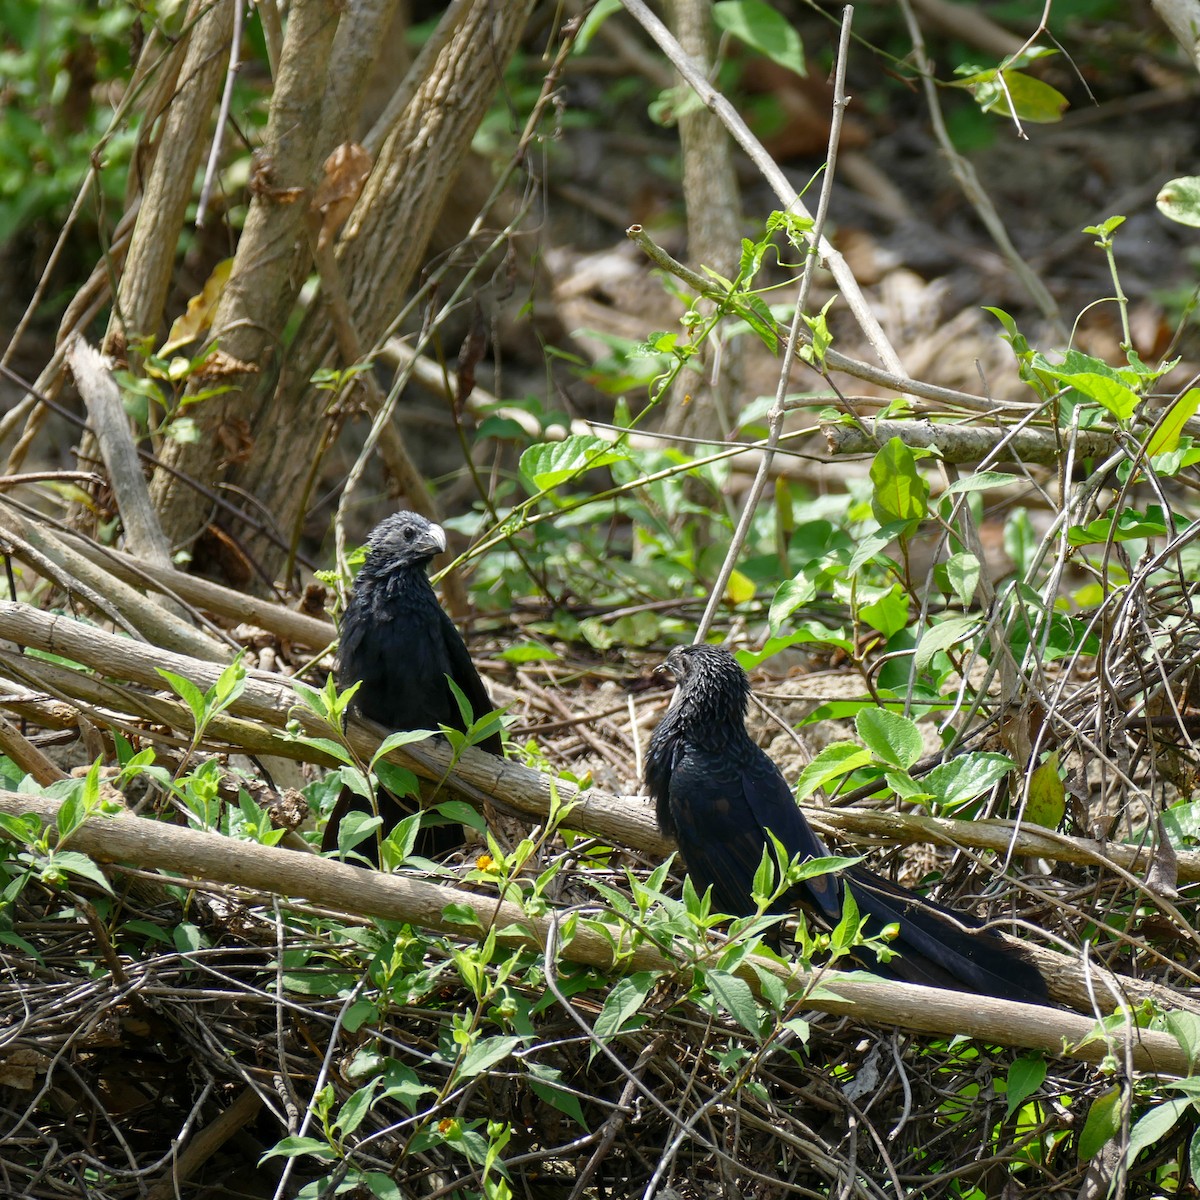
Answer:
[
  {"left": 657, "top": 643, "right": 750, "bottom": 700},
  {"left": 366, "top": 511, "right": 447, "bottom": 568}
]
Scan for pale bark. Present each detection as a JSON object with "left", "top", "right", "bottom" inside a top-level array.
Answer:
[
  {"left": 150, "top": 0, "right": 534, "bottom": 576},
  {"left": 149, "top": 0, "right": 343, "bottom": 550},
  {"left": 661, "top": 0, "right": 743, "bottom": 442},
  {"left": 107, "top": 0, "right": 236, "bottom": 350}
]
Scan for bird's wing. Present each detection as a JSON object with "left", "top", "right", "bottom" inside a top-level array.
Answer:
[
  {"left": 737, "top": 744, "right": 845, "bottom": 925},
  {"left": 436, "top": 606, "right": 503, "bottom": 754},
  {"left": 844, "top": 866, "right": 1049, "bottom": 1005}
]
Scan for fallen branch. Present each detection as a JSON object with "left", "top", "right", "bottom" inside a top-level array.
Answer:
[
  {"left": 821, "top": 418, "right": 1116, "bottom": 464},
  {"left": 1, "top": 600, "right": 1198, "bottom": 1019},
  {"left": 0, "top": 789, "right": 1189, "bottom": 1075}
]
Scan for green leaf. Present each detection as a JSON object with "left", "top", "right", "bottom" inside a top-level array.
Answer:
[
  {"left": 519, "top": 435, "right": 630, "bottom": 492},
  {"left": 1025, "top": 753, "right": 1065, "bottom": 829},
  {"left": 528, "top": 1074, "right": 588, "bottom": 1128},
  {"left": 498, "top": 642, "right": 560, "bottom": 664},
  {"left": 768, "top": 575, "right": 817, "bottom": 636},
  {"left": 259, "top": 1136, "right": 335, "bottom": 1162},
  {"left": 457, "top": 1035, "right": 523, "bottom": 1080},
  {"left": 705, "top": 969, "right": 762, "bottom": 1038},
  {"left": 371, "top": 728, "right": 436, "bottom": 766},
  {"left": 870, "top": 437, "right": 929, "bottom": 526},
  {"left": 49, "top": 850, "right": 113, "bottom": 894},
  {"left": 972, "top": 69, "right": 1067, "bottom": 123},
  {"left": 713, "top": 0, "right": 805, "bottom": 77},
  {"left": 1067, "top": 507, "right": 1168, "bottom": 546},
  {"left": 592, "top": 973, "right": 655, "bottom": 1051},
  {"left": 855, "top": 708, "right": 923, "bottom": 770},
  {"left": 1046, "top": 369, "right": 1139, "bottom": 422},
  {"left": 157, "top": 667, "right": 207, "bottom": 726},
  {"left": 794, "top": 742, "right": 873, "bottom": 800},
  {"left": 944, "top": 554, "right": 980, "bottom": 610},
  {"left": 914, "top": 615, "right": 978, "bottom": 673},
  {"left": 922, "top": 752, "right": 1014, "bottom": 813},
  {"left": 1165, "top": 1011, "right": 1200, "bottom": 1069},
  {"left": 1004, "top": 1054, "right": 1046, "bottom": 1118},
  {"left": 336, "top": 1082, "right": 380, "bottom": 1137},
  {"left": 363, "top": 1171, "right": 405, "bottom": 1200},
  {"left": 1078, "top": 1086, "right": 1122, "bottom": 1161},
  {"left": 1146, "top": 389, "right": 1200, "bottom": 456},
  {"left": 944, "top": 471, "right": 1020, "bottom": 493},
  {"left": 859, "top": 584, "right": 909, "bottom": 638},
  {"left": 1157, "top": 176, "right": 1200, "bottom": 228},
  {"left": 1126, "top": 1097, "right": 1192, "bottom": 1167}
]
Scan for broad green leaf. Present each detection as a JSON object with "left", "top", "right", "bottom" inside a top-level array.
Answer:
[
  {"left": 914, "top": 615, "right": 977, "bottom": 673},
  {"left": 49, "top": 850, "right": 114, "bottom": 894},
  {"left": 371, "top": 729, "right": 436, "bottom": 765},
  {"left": 795, "top": 742, "right": 873, "bottom": 800},
  {"left": 259, "top": 1136, "right": 335, "bottom": 1162},
  {"left": 870, "top": 437, "right": 929, "bottom": 525},
  {"left": 705, "top": 969, "right": 762, "bottom": 1038},
  {"left": 768, "top": 575, "right": 817, "bottom": 636},
  {"left": 1005, "top": 1054, "right": 1046, "bottom": 1118},
  {"left": 1025, "top": 753, "right": 1065, "bottom": 829},
  {"left": 855, "top": 708, "right": 923, "bottom": 770},
  {"left": 859, "top": 584, "right": 909, "bottom": 638},
  {"left": 1126, "top": 1097, "right": 1192, "bottom": 1166},
  {"left": 592, "top": 973, "right": 655, "bottom": 1050},
  {"left": 519, "top": 435, "right": 630, "bottom": 492},
  {"left": 944, "top": 471, "right": 1020, "bottom": 493},
  {"left": 922, "top": 752, "right": 1014, "bottom": 812},
  {"left": 1078, "top": 1086, "right": 1122, "bottom": 1162},
  {"left": 528, "top": 1075, "right": 588, "bottom": 1128},
  {"left": 456, "top": 1035, "right": 523, "bottom": 1080},
  {"left": 336, "top": 1082, "right": 380, "bottom": 1137},
  {"left": 498, "top": 642, "right": 560, "bottom": 664},
  {"left": 1165, "top": 1011, "right": 1200, "bottom": 1069},
  {"left": 1049, "top": 370, "right": 1140, "bottom": 421},
  {"left": 1067, "top": 507, "right": 1168, "bottom": 546},
  {"left": 1157, "top": 176, "right": 1200, "bottom": 228},
  {"left": 713, "top": 0, "right": 805, "bottom": 77},
  {"left": 1146, "top": 389, "right": 1200, "bottom": 456},
  {"left": 945, "top": 553, "right": 981, "bottom": 610},
  {"left": 972, "top": 69, "right": 1067, "bottom": 123},
  {"left": 363, "top": 1171, "right": 405, "bottom": 1200},
  {"left": 157, "top": 668, "right": 207, "bottom": 726}
]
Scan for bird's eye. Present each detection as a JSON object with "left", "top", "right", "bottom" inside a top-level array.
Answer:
[{"left": 403, "top": 526, "right": 415, "bottom": 540}]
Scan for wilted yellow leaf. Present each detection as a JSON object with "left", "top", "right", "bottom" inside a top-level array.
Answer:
[{"left": 162, "top": 258, "right": 233, "bottom": 355}]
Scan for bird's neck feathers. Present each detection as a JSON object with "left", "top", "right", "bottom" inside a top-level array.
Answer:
[{"left": 673, "top": 665, "right": 751, "bottom": 746}]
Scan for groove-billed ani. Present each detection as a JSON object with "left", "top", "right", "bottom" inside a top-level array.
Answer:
[
  {"left": 645, "top": 644, "right": 1048, "bottom": 1005},
  {"left": 321, "top": 512, "right": 502, "bottom": 864}
]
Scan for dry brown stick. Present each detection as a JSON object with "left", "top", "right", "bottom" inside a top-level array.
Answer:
[
  {"left": 0, "top": 503, "right": 227, "bottom": 661},
  {"left": 145, "top": 1086, "right": 264, "bottom": 1200},
  {"left": 66, "top": 337, "right": 175, "bottom": 570},
  {"left": 0, "top": 713, "right": 67, "bottom": 786},
  {"left": 0, "top": 788, "right": 1190, "bottom": 1073},
  {"left": 58, "top": 531, "right": 336, "bottom": 651}
]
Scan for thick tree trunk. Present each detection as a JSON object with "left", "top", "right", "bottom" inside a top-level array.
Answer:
[
  {"left": 661, "top": 0, "right": 743, "bottom": 443},
  {"left": 151, "top": 0, "right": 535, "bottom": 581}
]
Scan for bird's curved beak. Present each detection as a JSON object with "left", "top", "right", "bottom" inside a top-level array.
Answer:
[
  {"left": 414, "top": 522, "right": 448, "bottom": 558},
  {"left": 653, "top": 661, "right": 675, "bottom": 683}
]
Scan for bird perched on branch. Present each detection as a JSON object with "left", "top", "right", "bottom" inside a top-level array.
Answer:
[
  {"left": 644, "top": 644, "right": 1048, "bottom": 1006},
  {"left": 321, "top": 511, "right": 502, "bottom": 864}
]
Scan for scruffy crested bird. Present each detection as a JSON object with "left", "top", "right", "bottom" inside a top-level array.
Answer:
[
  {"left": 644, "top": 644, "right": 1048, "bottom": 1005},
  {"left": 321, "top": 511, "right": 502, "bottom": 864}
]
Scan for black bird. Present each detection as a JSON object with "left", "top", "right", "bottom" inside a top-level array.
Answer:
[
  {"left": 322, "top": 511, "right": 502, "bottom": 864},
  {"left": 645, "top": 644, "right": 1049, "bottom": 1005}
]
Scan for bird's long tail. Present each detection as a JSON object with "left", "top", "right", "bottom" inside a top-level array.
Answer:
[{"left": 843, "top": 867, "right": 1049, "bottom": 1006}]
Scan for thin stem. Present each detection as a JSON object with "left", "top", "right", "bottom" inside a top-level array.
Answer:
[{"left": 694, "top": 5, "right": 856, "bottom": 645}]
